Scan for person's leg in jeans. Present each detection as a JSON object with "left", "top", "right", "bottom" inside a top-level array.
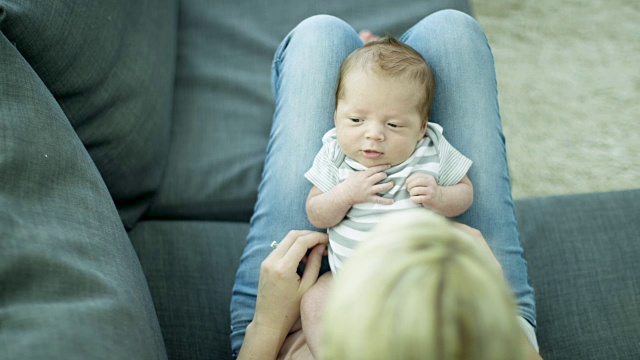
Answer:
[
  {"left": 400, "top": 9, "right": 537, "bottom": 343},
  {"left": 231, "top": 9, "right": 539, "bottom": 357},
  {"left": 229, "top": 15, "right": 361, "bottom": 357}
]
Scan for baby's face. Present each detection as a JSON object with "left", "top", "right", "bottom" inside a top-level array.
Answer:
[{"left": 335, "top": 69, "right": 426, "bottom": 167}]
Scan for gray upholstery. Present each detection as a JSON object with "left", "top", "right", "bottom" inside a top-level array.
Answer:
[
  {"left": 129, "top": 221, "right": 247, "bottom": 360},
  {"left": 0, "top": 0, "right": 178, "bottom": 228},
  {"left": 517, "top": 189, "right": 640, "bottom": 359},
  {"left": 0, "top": 16, "right": 165, "bottom": 359},
  {"left": 1, "top": 0, "right": 639, "bottom": 359}
]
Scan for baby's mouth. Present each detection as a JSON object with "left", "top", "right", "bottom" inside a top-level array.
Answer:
[{"left": 362, "top": 150, "right": 383, "bottom": 159}]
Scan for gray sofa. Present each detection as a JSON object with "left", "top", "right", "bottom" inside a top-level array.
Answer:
[{"left": 1, "top": 0, "right": 638, "bottom": 359}]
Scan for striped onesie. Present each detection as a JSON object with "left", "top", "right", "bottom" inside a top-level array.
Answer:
[{"left": 305, "top": 123, "right": 472, "bottom": 274}]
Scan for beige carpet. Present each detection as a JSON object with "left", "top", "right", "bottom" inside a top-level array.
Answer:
[{"left": 471, "top": 0, "right": 639, "bottom": 199}]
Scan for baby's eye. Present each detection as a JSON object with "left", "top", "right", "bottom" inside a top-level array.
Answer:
[
  {"left": 350, "top": 118, "right": 362, "bottom": 123},
  {"left": 388, "top": 123, "right": 400, "bottom": 128}
]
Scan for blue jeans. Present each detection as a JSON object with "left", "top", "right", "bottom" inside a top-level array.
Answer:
[{"left": 230, "top": 10, "right": 536, "bottom": 356}]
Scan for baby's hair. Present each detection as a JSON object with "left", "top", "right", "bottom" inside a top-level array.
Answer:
[
  {"left": 320, "top": 210, "right": 526, "bottom": 360},
  {"left": 335, "top": 36, "right": 436, "bottom": 123}
]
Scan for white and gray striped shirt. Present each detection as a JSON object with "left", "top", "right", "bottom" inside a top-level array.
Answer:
[{"left": 305, "top": 123, "right": 472, "bottom": 274}]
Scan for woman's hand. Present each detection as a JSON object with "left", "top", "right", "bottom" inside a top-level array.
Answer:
[
  {"left": 255, "top": 230, "right": 328, "bottom": 332},
  {"left": 238, "top": 230, "right": 328, "bottom": 360}
]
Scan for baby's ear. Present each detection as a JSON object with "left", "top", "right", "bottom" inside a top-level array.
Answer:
[{"left": 420, "top": 121, "right": 428, "bottom": 137}]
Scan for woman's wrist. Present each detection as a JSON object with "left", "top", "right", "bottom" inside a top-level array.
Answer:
[{"left": 238, "top": 321, "right": 287, "bottom": 360}]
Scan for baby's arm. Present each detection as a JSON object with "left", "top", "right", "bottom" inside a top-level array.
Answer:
[
  {"left": 306, "top": 164, "right": 394, "bottom": 228},
  {"left": 406, "top": 173, "right": 473, "bottom": 217}
]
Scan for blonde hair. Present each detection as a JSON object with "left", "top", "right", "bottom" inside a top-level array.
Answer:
[
  {"left": 335, "top": 36, "right": 436, "bottom": 123},
  {"left": 319, "top": 210, "right": 526, "bottom": 360}
]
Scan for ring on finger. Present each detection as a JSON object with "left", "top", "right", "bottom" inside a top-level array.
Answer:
[{"left": 270, "top": 241, "right": 279, "bottom": 250}]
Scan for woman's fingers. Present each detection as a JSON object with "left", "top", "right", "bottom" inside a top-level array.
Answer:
[
  {"left": 281, "top": 232, "right": 328, "bottom": 269},
  {"left": 262, "top": 230, "right": 328, "bottom": 303},
  {"left": 271, "top": 230, "right": 312, "bottom": 256},
  {"left": 251, "top": 231, "right": 329, "bottom": 345},
  {"left": 267, "top": 231, "right": 328, "bottom": 276},
  {"left": 300, "top": 243, "right": 326, "bottom": 291}
]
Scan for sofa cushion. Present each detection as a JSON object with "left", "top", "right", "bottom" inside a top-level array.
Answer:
[
  {"left": 129, "top": 220, "right": 247, "bottom": 360},
  {"left": 516, "top": 189, "right": 640, "bottom": 359},
  {"left": 0, "top": 33, "right": 165, "bottom": 359},
  {"left": 0, "top": 0, "right": 177, "bottom": 228},
  {"left": 147, "top": 0, "right": 472, "bottom": 222}
]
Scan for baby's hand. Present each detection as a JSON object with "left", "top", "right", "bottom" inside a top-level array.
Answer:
[
  {"left": 339, "top": 164, "right": 394, "bottom": 205},
  {"left": 406, "top": 173, "right": 442, "bottom": 209}
]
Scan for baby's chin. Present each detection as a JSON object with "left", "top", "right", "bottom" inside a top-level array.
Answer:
[
  {"left": 351, "top": 151, "right": 405, "bottom": 168},
  {"left": 360, "top": 159, "right": 397, "bottom": 168}
]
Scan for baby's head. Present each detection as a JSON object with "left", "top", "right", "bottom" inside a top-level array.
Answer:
[
  {"left": 333, "top": 37, "right": 436, "bottom": 167},
  {"left": 336, "top": 36, "right": 435, "bottom": 124},
  {"left": 320, "top": 210, "right": 526, "bottom": 360}
]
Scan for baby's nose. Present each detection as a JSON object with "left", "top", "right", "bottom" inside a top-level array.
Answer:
[{"left": 365, "top": 124, "right": 385, "bottom": 141}]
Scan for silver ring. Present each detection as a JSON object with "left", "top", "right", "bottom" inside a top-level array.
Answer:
[{"left": 270, "top": 241, "right": 279, "bottom": 250}]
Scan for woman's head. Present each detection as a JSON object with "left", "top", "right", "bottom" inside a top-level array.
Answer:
[{"left": 320, "top": 210, "right": 526, "bottom": 360}]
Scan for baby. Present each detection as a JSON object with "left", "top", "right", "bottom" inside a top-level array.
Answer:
[
  {"left": 305, "top": 36, "right": 473, "bottom": 274},
  {"left": 299, "top": 36, "right": 474, "bottom": 357}
]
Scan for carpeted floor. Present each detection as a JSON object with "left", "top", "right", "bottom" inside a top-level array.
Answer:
[{"left": 471, "top": 0, "right": 639, "bottom": 199}]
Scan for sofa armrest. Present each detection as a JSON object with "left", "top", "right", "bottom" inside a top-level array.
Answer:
[
  {"left": 516, "top": 189, "right": 640, "bottom": 359},
  {"left": 0, "top": 32, "right": 165, "bottom": 359}
]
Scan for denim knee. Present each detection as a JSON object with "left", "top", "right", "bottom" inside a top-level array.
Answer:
[
  {"left": 406, "top": 9, "right": 486, "bottom": 51},
  {"left": 271, "top": 14, "right": 361, "bottom": 106},
  {"left": 292, "top": 15, "right": 358, "bottom": 45},
  {"left": 275, "top": 15, "right": 360, "bottom": 65}
]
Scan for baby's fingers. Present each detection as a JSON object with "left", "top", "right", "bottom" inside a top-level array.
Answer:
[
  {"left": 364, "top": 164, "right": 391, "bottom": 176},
  {"left": 408, "top": 185, "right": 427, "bottom": 196},
  {"left": 371, "top": 195, "right": 394, "bottom": 205},
  {"left": 410, "top": 195, "right": 428, "bottom": 204},
  {"left": 373, "top": 180, "right": 394, "bottom": 193},
  {"left": 366, "top": 170, "right": 388, "bottom": 185},
  {"left": 406, "top": 173, "right": 435, "bottom": 190}
]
